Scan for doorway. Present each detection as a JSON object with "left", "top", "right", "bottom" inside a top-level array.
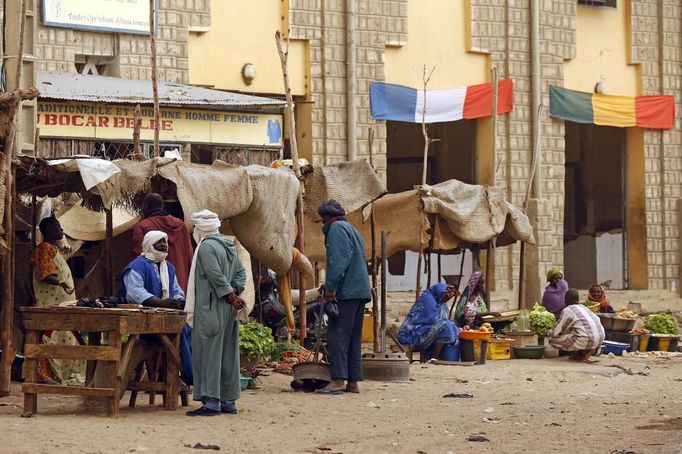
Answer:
[
  {"left": 385, "top": 119, "right": 477, "bottom": 291},
  {"left": 563, "top": 121, "right": 626, "bottom": 289}
]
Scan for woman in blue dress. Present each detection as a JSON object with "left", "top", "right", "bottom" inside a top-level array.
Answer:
[{"left": 397, "top": 283, "right": 460, "bottom": 358}]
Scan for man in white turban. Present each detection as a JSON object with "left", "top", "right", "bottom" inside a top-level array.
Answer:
[
  {"left": 185, "top": 210, "right": 246, "bottom": 417},
  {"left": 121, "top": 230, "right": 185, "bottom": 308}
]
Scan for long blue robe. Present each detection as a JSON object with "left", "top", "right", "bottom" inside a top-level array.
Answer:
[{"left": 397, "top": 283, "right": 459, "bottom": 350}]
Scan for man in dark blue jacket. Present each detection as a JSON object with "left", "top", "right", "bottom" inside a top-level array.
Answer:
[{"left": 315, "top": 200, "right": 372, "bottom": 395}]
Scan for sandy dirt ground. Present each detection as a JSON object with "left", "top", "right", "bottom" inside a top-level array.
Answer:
[{"left": 1, "top": 355, "right": 681, "bottom": 454}]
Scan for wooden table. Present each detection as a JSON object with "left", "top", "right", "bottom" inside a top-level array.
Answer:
[{"left": 21, "top": 305, "right": 186, "bottom": 418}]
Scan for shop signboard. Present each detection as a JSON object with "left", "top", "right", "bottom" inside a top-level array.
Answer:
[
  {"left": 42, "top": 0, "right": 155, "bottom": 35},
  {"left": 37, "top": 101, "right": 284, "bottom": 147}
]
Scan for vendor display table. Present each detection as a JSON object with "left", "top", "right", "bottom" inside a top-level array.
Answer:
[{"left": 20, "top": 305, "right": 186, "bottom": 418}]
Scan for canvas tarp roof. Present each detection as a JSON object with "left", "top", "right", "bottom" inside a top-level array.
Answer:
[
  {"left": 14, "top": 156, "right": 300, "bottom": 274},
  {"left": 304, "top": 180, "right": 535, "bottom": 264},
  {"left": 302, "top": 159, "right": 387, "bottom": 220}
]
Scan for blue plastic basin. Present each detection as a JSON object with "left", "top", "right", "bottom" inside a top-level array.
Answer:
[{"left": 440, "top": 343, "right": 460, "bottom": 361}]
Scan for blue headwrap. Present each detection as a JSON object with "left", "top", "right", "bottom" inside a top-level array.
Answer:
[{"left": 317, "top": 199, "right": 346, "bottom": 221}]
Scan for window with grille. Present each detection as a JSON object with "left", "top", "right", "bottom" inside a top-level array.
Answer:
[{"left": 578, "top": 0, "right": 617, "bottom": 7}]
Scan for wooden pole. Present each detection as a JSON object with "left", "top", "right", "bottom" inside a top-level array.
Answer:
[
  {"left": 31, "top": 194, "right": 37, "bottom": 250},
  {"left": 105, "top": 208, "right": 114, "bottom": 295},
  {"left": 275, "top": 31, "right": 307, "bottom": 343},
  {"left": 485, "top": 67, "right": 499, "bottom": 303},
  {"left": 132, "top": 105, "right": 144, "bottom": 161},
  {"left": 368, "top": 128, "right": 380, "bottom": 353},
  {"left": 518, "top": 104, "right": 544, "bottom": 309},
  {"left": 149, "top": 1, "right": 160, "bottom": 158},
  {"left": 1, "top": 0, "right": 28, "bottom": 397},
  {"left": 415, "top": 65, "right": 436, "bottom": 301},
  {"left": 380, "top": 230, "right": 387, "bottom": 352}
]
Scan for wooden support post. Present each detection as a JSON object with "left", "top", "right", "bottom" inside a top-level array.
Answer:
[
  {"left": 1, "top": 0, "right": 27, "bottom": 397},
  {"left": 22, "top": 330, "right": 39, "bottom": 412},
  {"left": 368, "top": 128, "right": 380, "bottom": 353},
  {"left": 149, "top": 1, "right": 160, "bottom": 158},
  {"left": 105, "top": 208, "right": 114, "bottom": 296},
  {"left": 133, "top": 105, "right": 144, "bottom": 161},
  {"left": 380, "top": 231, "right": 387, "bottom": 352},
  {"left": 415, "top": 65, "right": 438, "bottom": 301},
  {"left": 275, "top": 31, "right": 307, "bottom": 343},
  {"left": 31, "top": 194, "right": 37, "bottom": 250}
]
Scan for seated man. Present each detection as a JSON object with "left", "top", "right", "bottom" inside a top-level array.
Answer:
[
  {"left": 121, "top": 230, "right": 185, "bottom": 308},
  {"left": 106, "top": 231, "right": 187, "bottom": 398},
  {"left": 548, "top": 288, "right": 605, "bottom": 362},
  {"left": 397, "top": 283, "right": 460, "bottom": 359}
]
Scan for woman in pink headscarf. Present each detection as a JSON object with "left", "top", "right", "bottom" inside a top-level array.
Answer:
[{"left": 453, "top": 271, "right": 492, "bottom": 328}]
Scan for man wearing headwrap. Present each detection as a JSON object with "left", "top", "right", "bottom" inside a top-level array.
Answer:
[
  {"left": 132, "top": 193, "right": 194, "bottom": 292},
  {"left": 185, "top": 210, "right": 246, "bottom": 417},
  {"left": 315, "top": 200, "right": 372, "bottom": 395},
  {"left": 104, "top": 231, "right": 186, "bottom": 400},
  {"left": 121, "top": 230, "right": 185, "bottom": 308}
]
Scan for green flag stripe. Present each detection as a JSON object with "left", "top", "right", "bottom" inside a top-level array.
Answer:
[{"left": 549, "top": 85, "right": 594, "bottom": 124}]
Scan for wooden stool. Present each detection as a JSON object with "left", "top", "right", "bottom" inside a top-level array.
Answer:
[
  {"left": 405, "top": 346, "right": 427, "bottom": 364},
  {"left": 127, "top": 348, "right": 189, "bottom": 408}
]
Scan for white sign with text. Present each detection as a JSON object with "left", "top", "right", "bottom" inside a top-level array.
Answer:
[{"left": 42, "top": 0, "right": 153, "bottom": 35}]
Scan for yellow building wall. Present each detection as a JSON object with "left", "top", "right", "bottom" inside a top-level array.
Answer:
[
  {"left": 188, "top": 0, "right": 307, "bottom": 96},
  {"left": 564, "top": 3, "right": 638, "bottom": 95},
  {"left": 384, "top": 0, "right": 488, "bottom": 88}
]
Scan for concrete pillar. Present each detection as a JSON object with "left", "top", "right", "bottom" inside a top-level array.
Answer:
[{"left": 521, "top": 197, "right": 553, "bottom": 309}]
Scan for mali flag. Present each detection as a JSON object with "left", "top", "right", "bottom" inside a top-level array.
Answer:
[{"left": 549, "top": 85, "right": 674, "bottom": 130}]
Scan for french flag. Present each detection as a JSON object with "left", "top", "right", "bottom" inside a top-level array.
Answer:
[{"left": 370, "top": 79, "right": 513, "bottom": 123}]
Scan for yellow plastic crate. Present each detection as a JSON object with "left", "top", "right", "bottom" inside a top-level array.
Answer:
[
  {"left": 487, "top": 339, "right": 512, "bottom": 360},
  {"left": 362, "top": 312, "right": 374, "bottom": 343}
]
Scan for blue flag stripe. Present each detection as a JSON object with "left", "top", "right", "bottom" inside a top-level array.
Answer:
[{"left": 370, "top": 81, "right": 418, "bottom": 122}]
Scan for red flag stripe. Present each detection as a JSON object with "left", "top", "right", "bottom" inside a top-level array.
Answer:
[
  {"left": 635, "top": 95, "right": 675, "bottom": 130},
  {"left": 462, "top": 79, "right": 514, "bottom": 120}
]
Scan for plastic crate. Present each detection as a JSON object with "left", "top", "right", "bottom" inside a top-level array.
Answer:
[
  {"left": 362, "top": 312, "right": 374, "bottom": 343},
  {"left": 647, "top": 335, "right": 680, "bottom": 352},
  {"left": 487, "top": 339, "right": 511, "bottom": 360}
]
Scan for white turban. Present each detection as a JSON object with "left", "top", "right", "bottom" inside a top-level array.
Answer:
[
  {"left": 191, "top": 209, "right": 221, "bottom": 245},
  {"left": 186, "top": 210, "right": 221, "bottom": 326},
  {"left": 141, "top": 230, "right": 170, "bottom": 299}
]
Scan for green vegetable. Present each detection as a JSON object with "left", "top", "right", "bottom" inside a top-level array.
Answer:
[
  {"left": 239, "top": 322, "right": 276, "bottom": 360},
  {"left": 273, "top": 341, "right": 302, "bottom": 361},
  {"left": 643, "top": 313, "right": 679, "bottom": 335},
  {"left": 529, "top": 303, "right": 556, "bottom": 337}
]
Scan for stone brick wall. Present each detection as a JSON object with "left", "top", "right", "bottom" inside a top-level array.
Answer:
[
  {"left": 289, "top": 0, "right": 408, "bottom": 179},
  {"left": 35, "top": 0, "right": 210, "bottom": 84},
  {"left": 631, "top": 0, "right": 682, "bottom": 292},
  {"left": 468, "top": 0, "right": 576, "bottom": 293}
]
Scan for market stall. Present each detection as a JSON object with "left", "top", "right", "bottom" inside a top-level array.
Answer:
[{"left": 21, "top": 305, "right": 186, "bottom": 418}]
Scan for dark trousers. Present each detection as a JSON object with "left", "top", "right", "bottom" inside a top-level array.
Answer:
[{"left": 327, "top": 299, "right": 365, "bottom": 382}]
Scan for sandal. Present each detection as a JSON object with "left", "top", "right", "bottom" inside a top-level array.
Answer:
[
  {"left": 345, "top": 383, "right": 360, "bottom": 394},
  {"left": 313, "top": 386, "right": 345, "bottom": 395}
]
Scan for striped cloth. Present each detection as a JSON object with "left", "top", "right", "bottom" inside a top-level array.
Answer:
[
  {"left": 549, "top": 85, "right": 675, "bottom": 130},
  {"left": 548, "top": 304, "right": 605, "bottom": 352},
  {"left": 370, "top": 79, "right": 513, "bottom": 123}
]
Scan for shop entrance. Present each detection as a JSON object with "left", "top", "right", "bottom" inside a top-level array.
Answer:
[
  {"left": 385, "top": 119, "right": 476, "bottom": 291},
  {"left": 564, "top": 121, "right": 627, "bottom": 289}
]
